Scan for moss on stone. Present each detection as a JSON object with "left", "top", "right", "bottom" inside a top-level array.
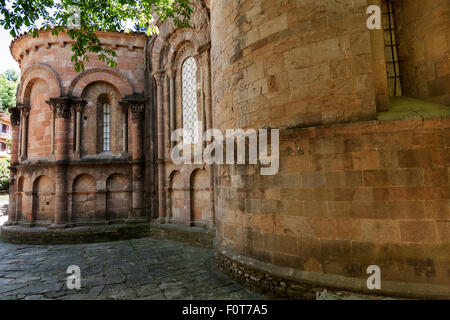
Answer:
[{"left": 377, "top": 96, "right": 450, "bottom": 120}]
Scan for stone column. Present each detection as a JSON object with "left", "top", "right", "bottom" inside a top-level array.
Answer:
[
  {"left": 48, "top": 104, "right": 56, "bottom": 158},
  {"left": 200, "top": 45, "right": 215, "bottom": 227},
  {"left": 23, "top": 191, "right": 34, "bottom": 227},
  {"left": 154, "top": 73, "right": 166, "bottom": 222},
  {"left": 121, "top": 102, "right": 128, "bottom": 154},
  {"left": 8, "top": 107, "right": 20, "bottom": 165},
  {"left": 168, "top": 70, "right": 176, "bottom": 146},
  {"left": 5, "top": 168, "right": 17, "bottom": 226},
  {"left": 72, "top": 99, "right": 87, "bottom": 159},
  {"left": 122, "top": 98, "right": 146, "bottom": 222},
  {"left": 49, "top": 97, "right": 72, "bottom": 161},
  {"left": 95, "top": 180, "right": 107, "bottom": 223},
  {"left": 46, "top": 97, "right": 72, "bottom": 229},
  {"left": 5, "top": 107, "right": 21, "bottom": 226},
  {"left": 18, "top": 105, "right": 30, "bottom": 161}
]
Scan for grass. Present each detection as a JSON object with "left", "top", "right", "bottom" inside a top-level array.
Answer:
[{"left": 377, "top": 96, "right": 450, "bottom": 121}]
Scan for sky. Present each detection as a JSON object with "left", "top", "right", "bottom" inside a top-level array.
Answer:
[{"left": 0, "top": 26, "right": 19, "bottom": 74}]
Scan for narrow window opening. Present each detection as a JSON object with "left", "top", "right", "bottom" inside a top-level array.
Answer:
[
  {"left": 103, "top": 103, "right": 111, "bottom": 151},
  {"left": 182, "top": 57, "right": 199, "bottom": 145},
  {"left": 382, "top": 0, "right": 402, "bottom": 96}
]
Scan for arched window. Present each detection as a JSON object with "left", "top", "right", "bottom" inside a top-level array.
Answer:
[
  {"left": 182, "top": 57, "right": 199, "bottom": 144},
  {"left": 103, "top": 102, "right": 111, "bottom": 151}
]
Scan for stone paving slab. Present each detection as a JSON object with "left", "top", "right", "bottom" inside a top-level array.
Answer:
[{"left": 0, "top": 237, "right": 261, "bottom": 300}]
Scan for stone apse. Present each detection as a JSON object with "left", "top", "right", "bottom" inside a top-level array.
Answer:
[{"left": 2, "top": 0, "right": 450, "bottom": 299}]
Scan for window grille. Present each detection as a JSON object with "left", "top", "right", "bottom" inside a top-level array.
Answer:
[
  {"left": 182, "top": 57, "right": 199, "bottom": 144},
  {"left": 383, "top": 0, "right": 402, "bottom": 96},
  {"left": 103, "top": 103, "right": 111, "bottom": 151}
]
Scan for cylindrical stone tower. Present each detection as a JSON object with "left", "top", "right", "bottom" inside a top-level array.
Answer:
[
  {"left": 211, "top": 0, "right": 449, "bottom": 299},
  {"left": 2, "top": 30, "right": 152, "bottom": 243}
]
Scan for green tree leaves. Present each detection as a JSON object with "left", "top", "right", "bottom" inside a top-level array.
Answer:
[
  {"left": 1, "top": 0, "right": 193, "bottom": 72},
  {"left": 0, "top": 70, "right": 19, "bottom": 111},
  {"left": 3, "top": 69, "right": 18, "bottom": 82}
]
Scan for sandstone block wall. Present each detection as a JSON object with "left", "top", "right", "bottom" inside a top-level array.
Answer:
[
  {"left": 394, "top": 0, "right": 450, "bottom": 106},
  {"left": 150, "top": 0, "right": 215, "bottom": 227},
  {"left": 211, "top": 0, "right": 379, "bottom": 131},
  {"left": 5, "top": 0, "right": 449, "bottom": 298},
  {"left": 27, "top": 80, "right": 53, "bottom": 159},
  {"left": 216, "top": 117, "right": 450, "bottom": 294},
  {"left": 7, "top": 31, "right": 149, "bottom": 229},
  {"left": 211, "top": 0, "right": 450, "bottom": 297},
  {"left": 11, "top": 31, "right": 146, "bottom": 95},
  {"left": 13, "top": 163, "right": 134, "bottom": 227}
]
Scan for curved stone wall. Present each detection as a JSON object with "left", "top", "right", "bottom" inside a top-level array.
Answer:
[
  {"left": 211, "top": 0, "right": 378, "bottom": 131},
  {"left": 3, "top": 31, "right": 150, "bottom": 243},
  {"left": 211, "top": 0, "right": 450, "bottom": 298},
  {"left": 11, "top": 30, "right": 146, "bottom": 96},
  {"left": 214, "top": 117, "right": 450, "bottom": 298}
]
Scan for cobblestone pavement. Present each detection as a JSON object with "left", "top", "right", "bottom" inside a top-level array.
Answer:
[{"left": 0, "top": 238, "right": 261, "bottom": 300}]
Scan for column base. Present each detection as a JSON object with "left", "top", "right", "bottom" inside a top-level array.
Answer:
[
  {"left": 151, "top": 217, "right": 167, "bottom": 225},
  {"left": 48, "top": 223, "right": 68, "bottom": 230},
  {"left": 1, "top": 223, "right": 152, "bottom": 245},
  {"left": 20, "top": 221, "right": 35, "bottom": 228},
  {"left": 126, "top": 217, "right": 148, "bottom": 224},
  {"left": 66, "top": 220, "right": 109, "bottom": 228},
  {"left": 72, "top": 151, "right": 81, "bottom": 161}
]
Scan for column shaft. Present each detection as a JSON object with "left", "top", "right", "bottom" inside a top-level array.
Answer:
[
  {"left": 123, "top": 99, "right": 146, "bottom": 222},
  {"left": 6, "top": 107, "right": 21, "bottom": 225},
  {"left": 156, "top": 75, "right": 166, "bottom": 221},
  {"left": 51, "top": 111, "right": 55, "bottom": 154},
  {"left": 9, "top": 108, "right": 20, "bottom": 165},
  {"left": 169, "top": 73, "right": 175, "bottom": 138},
  {"left": 46, "top": 97, "right": 72, "bottom": 228},
  {"left": 131, "top": 115, "right": 144, "bottom": 219},
  {"left": 75, "top": 111, "right": 81, "bottom": 153},
  {"left": 123, "top": 110, "right": 128, "bottom": 153},
  {"left": 20, "top": 109, "right": 29, "bottom": 161}
]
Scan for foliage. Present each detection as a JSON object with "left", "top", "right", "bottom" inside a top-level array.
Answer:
[
  {"left": 4, "top": 68, "right": 19, "bottom": 81},
  {"left": 0, "top": 71, "right": 18, "bottom": 111},
  {"left": 0, "top": 0, "right": 193, "bottom": 72},
  {"left": 0, "top": 158, "right": 10, "bottom": 191}
]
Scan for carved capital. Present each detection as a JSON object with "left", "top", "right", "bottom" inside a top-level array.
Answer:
[
  {"left": 8, "top": 107, "right": 21, "bottom": 126},
  {"left": 72, "top": 99, "right": 87, "bottom": 113},
  {"left": 167, "top": 69, "right": 176, "bottom": 80},
  {"left": 151, "top": 71, "right": 165, "bottom": 87},
  {"left": 46, "top": 97, "right": 72, "bottom": 118},
  {"left": 130, "top": 102, "right": 146, "bottom": 121},
  {"left": 18, "top": 104, "right": 31, "bottom": 118},
  {"left": 120, "top": 99, "right": 146, "bottom": 121}
]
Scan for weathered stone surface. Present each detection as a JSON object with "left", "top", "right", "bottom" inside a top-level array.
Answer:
[
  {"left": 4, "top": 0, "right": 449, "bottom": 300},
  {"left": 0, "top": 237, "right": 259, "bottom": 300}
]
